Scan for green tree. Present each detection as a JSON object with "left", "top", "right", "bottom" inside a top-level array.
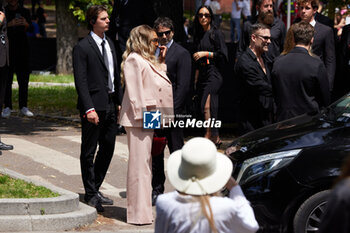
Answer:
[{"left": 55, "top": 0, "right": 111, "bottom": 74}]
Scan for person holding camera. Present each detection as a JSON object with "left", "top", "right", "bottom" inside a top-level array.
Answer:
[{"left": 2, "top": 0, "right": 33, "bottom": 118}]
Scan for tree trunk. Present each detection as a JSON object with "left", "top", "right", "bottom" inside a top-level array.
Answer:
[
  {"left": 152, "top": 0, "right": 185, "bottom": 43},
  {"left": 55, "top": 0, "right": 78, "bottom": 74}
]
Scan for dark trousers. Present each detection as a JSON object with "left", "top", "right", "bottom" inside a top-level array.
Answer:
[
  {"left": 0, "top": 66, "right": 8, "bottom": 112},
  {"left": 152, "top": 126, "right": 184, "bottom": 195},
  {"left": 80, "top": 99, "right": 117, "bottom": 200},
  {"left": 5, "top": 67, "right": 29, "bottom": 109}
]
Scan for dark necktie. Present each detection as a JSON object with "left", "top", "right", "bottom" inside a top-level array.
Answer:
[{"left": 101, "top": 40, "right": 113, "bottom": 92}]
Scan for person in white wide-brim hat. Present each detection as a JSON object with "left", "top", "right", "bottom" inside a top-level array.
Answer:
[{"left": 154, "top": 137, "right": 259, "bottom": 233}]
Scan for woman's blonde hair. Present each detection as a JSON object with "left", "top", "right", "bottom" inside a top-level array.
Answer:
[
  {"left": 194, "top": 193, "right": 219, "bottom": 233},
  {"left": 120, "top": 25, "right": 159, "bottom": 84}
]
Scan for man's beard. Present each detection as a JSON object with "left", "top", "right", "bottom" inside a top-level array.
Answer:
[
  {"left": 159, "top": 37, "right": 171, "bottom": 46},
  {"left": 259, "top": 11, "right": 274, "bottom": 25}
]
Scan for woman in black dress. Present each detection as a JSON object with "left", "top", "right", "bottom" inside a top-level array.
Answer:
[{"left": 193, "top": 5, "right": 228, "bottom": 147}]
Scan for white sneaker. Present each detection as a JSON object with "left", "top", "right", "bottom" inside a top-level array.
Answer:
[
  {"left": 1, "top": 107, "right": 11, "bottom": 118},
  {"left": 20, "top": 107, "right": 34, "bottom": 117}
]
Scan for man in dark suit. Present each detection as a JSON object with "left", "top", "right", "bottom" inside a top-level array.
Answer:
[
  {"left": 235, "top": 23, "right": 274, "bottom": 134},
  {"left": 297, "top": 0, "right": 336, "bottom": 91},
  {"left": 272, "top": 22, "right": 330, "bottom": 122},
  {"left": 73, "top": 5, "right": 122, "bottom": 212},
  {"left": 107, "top": 0, "right": 156, "bottom": 59},
  {"left": 152, "top": 17, "right": 192, "bottom": 205},
  {"left": 0, "top": 1, "right": 14, "bottom": 155}
]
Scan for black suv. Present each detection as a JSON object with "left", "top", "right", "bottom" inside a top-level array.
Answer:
[{"left": 226, "top": 94, "right": 350, "bottom": 233}]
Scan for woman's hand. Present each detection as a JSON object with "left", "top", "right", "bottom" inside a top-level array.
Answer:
[
  {"left": 158, "top": 45, "right": 168, "bottom": 63},
  {"left": 193, "top": 51, "right": 208, "bottom": 61},
  {"left": 0, "top": 11, "right": 5, "bottom": 24},
  {"left": 225, "top": 177, "right": 238, "bottom": 190}
]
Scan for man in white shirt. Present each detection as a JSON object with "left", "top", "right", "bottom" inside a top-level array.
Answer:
[
  {"left": 73, "top": 5, "right": 123, "bottom": 213},
  {"left": 242, "top": 0, "right": 251, "bottom": 22},
  {"left": 231, "top": 0, "right": 244, "bottom": 43},
  {"left": 210, "top": 0, "right": 222, "bottom": 27},
  {"left": 297, "top": 0, "right": 336, "bottom": 91}
]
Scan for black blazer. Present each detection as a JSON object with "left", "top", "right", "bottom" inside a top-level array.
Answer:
[
  {"left": 165, "top": 42, "right": 192, "bottom": 114},
  {"left": 234, "top": 48, "right": 274, "bottom": 130},
  {"left": 73, "top": 34, "right": 123, "bottom": 112},
  {"left": 312, "top": 21, "right": 336, "bottom": 91},
  {"left": 272, "top": 47, "right": 330, "bottom": 122}
]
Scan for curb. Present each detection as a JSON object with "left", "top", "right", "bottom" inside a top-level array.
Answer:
[{"left": 0, "top": 166, "right": 97, "bottom": 232}]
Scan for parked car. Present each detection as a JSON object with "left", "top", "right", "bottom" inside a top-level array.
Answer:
[{"left": 225, "top": 93, "right": 350, "bottom": 233}]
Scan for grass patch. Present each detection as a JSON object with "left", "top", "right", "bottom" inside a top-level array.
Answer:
[
  {"left": 13, "top": 74, "right": 74, "bottom": 83},
  {"left": 12, "top": 86, "right": 79, "bottom": 118},
  {"left": 29, "top": 74, "right": 74, "bottom": 83},
  {"left": 0, "top": 174, "right": 59, "bottom": 198}
]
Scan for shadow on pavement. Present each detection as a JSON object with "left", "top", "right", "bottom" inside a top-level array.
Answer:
[{"left": 0, "top": 116, "right": 79, "bottom": 136}]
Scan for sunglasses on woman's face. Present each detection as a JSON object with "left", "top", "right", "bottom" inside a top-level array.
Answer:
[
  {"left": 157, "top": 30, "right": 172, "bottom": 37},
  {"left": 151, "top": 38, "right": 159, "bottom": 44},
  {"left": 198, "top": 13, "right": 211, "bottom": 18}
]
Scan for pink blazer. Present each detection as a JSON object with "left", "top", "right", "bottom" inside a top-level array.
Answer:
[{"left": 119, "top": 52, "right": 174, "bottom": 128}]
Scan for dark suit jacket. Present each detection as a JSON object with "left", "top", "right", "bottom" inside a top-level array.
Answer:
[
  {"left": 165, "top": 42, "right": 192, "bottom": 114},
  {"left": 341, "top": 24, "right": 350, "bottom": 63},
  {"left": 312, "top": 21, "right": 336, "bottom": 91},
  {"left": 73, "top": 34, "right": 123, "bottom": 113},
  {"left": 272, "top": 47, "right": 330, "bottom": 122},
  {"left": 234, "top": 48, "right": 274, "bottom": 131},
  {"left": 107, "top": 0, "right": 156, "bottom": 53},
  {"left": 315, "top": 12, "right": 334, "bottom": 29}
]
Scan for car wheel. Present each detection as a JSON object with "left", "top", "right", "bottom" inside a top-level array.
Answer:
[{"left": 293, "top": 190, "right": 330, "bottom": 233}]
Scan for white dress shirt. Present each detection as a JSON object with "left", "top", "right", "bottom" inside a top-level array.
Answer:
[
  {"left": 155, "top": 185, "right": 259, "bottom": 233},
  {"left": 90, "top": 31, "right": 115, "bottom": 93}
]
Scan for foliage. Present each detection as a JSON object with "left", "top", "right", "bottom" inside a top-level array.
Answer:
[
  {"left": 68, "top": 0, "right": 112, "bottom": 22},
  {"left": 0, "top": 174, "right": 59, "bottom": 198},
  {"left": 28, "top": 74, "right": 74, "bottom": 83}
]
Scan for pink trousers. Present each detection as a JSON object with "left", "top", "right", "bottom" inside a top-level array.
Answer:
[{"left": 125, "top": 127, "right": 154, "bottom": 224}]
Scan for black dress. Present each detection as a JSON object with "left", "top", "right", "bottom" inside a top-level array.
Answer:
[{"left": 195, "top": 28, "right": 228, "bottom": 136}]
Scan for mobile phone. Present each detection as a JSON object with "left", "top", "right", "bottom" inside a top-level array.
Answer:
[{"left": 15, "top": 13, "right": 21, "bottom": 19}]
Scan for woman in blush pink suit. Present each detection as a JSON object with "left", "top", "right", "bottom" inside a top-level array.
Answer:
[{"left": 119, "top": 25, "right": 173, "bottom": 225}]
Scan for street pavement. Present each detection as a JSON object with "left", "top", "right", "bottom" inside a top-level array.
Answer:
[{"left": 0, "top": 115, "right": 173, "bottom": 232}]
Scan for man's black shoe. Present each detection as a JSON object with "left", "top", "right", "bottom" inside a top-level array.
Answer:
[
  {"left": 86, "top": 196, "right": 104, "bottom": 212},
  {"left": 97, "top": 192, "right": 113, "bottom": 205},
  {"left": 152, "top": 194, "right": 158, "bottom": 206},
  {"left": 0, "top": 151, "right": 2, "bottom": 155},
  {"left": 0, "top": 141, "right": 13, "bottom": 150}
]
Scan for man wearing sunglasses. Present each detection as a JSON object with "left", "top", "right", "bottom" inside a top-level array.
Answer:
[
  {"left": 152, "top": 17, "right": 192, "bottom": 206},
  {"left": 237, "top": 0, "right": 285, "bottom": 71},
  {"left": 234, "top": 23, "right": 274, "bottom": 134}
]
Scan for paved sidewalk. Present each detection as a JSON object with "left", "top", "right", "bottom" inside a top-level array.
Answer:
[
  {"left": 0, "top": 115, "right": 233, "bottom": 232},
  {"left": 0, "top": 116, "right": 159, "bottom": 232}
]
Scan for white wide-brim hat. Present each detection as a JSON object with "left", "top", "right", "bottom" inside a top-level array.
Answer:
[{"left": 167, "top": 137, "right": 233, "bottom": 195}]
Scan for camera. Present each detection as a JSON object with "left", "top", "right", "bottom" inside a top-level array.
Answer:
[{"left": 15, "top": 13, "right": 21, "bottom": 19}]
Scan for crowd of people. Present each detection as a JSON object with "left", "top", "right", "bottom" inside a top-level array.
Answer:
[{"left": 1, "top": 0, "right": 350, "bottom": 231}]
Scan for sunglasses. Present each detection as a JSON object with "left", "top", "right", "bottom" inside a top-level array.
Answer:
[
  {"left": 198, "top": 13, "right": 211, "bottom": 18},
  {"left": 255, "top": 34, "right": 271, "bottom": 41},
  {"left": 157, "top": 30, "right": 172, "bottom": 37},
  {"left": 151, "top": 38, "right": 159, "bottom": 43}
]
